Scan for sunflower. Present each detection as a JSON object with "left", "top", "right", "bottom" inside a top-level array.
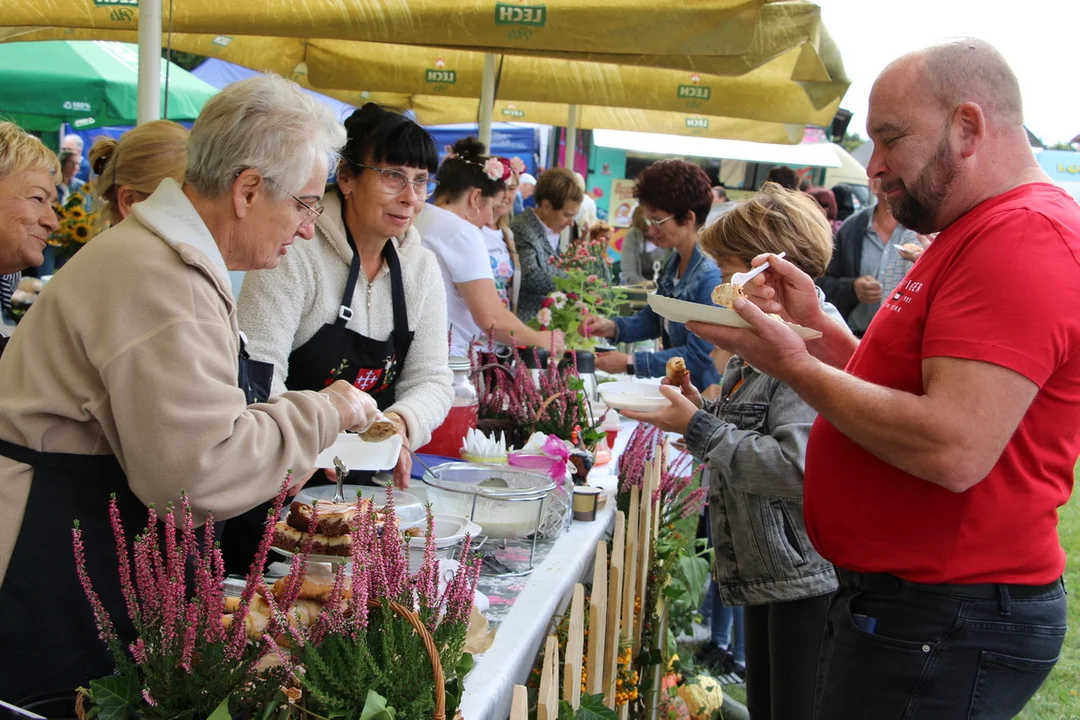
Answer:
[
  {"left": 67, "top": 194, "right": 83, "bottom": 207},
  {"left": 73, "top": 222, "right": 91, "bottom": 243},
  {"left": 68, "top": 206, "right": 87, "bottom": 221}
]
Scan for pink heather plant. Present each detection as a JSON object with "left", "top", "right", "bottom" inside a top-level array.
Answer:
[
  {"left": 278, "top": 490, "right": 483, "bottom": 719},
  {"left": 73, "top": 477, "right": 295, "bottom": 720}
]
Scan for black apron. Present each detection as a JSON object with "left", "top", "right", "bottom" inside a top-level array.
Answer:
[
  {"left": 220, "top": 229, "right": 413, "bottom": 575},
  {"left": 0, "top": 344, "right": 273, "bottom": 704}
]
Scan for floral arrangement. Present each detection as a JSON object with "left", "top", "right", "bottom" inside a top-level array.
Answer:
[
  {"left": 73, "top": 483, "right": 292, "bottom": 720},
  {"left": 469, "top": 341, "right": 604, "bottom": 452},
  {"left": 532, "top": 232, "right": 626, "bottom": 349},
  {"left": 614, "top": 425, "right": 709, "bottom": 719},
  {"left": 50, "top": 184, "right": 98, "bottom": 258},
  {"left": 73, "top": 477, "right": 481, "bottom": 720},
  {"left": 443, "top": 147, "right": 526, "bottom": 184}
]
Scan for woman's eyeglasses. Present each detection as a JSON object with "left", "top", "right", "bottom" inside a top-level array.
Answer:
[
  {"left": 643, "top": 214, "right": 674, "bottom": 228},
  {"left": 358, "top": 165, "right": 439, "bottom": 199}
]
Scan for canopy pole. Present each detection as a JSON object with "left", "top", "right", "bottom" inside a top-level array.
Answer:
[
  {"left": 479, "top": 53, "right": 496, "bottom": 150},
  {"left": 563, "top": 104, "right": 579, "bottom": 169},
  {"left": 137, "top": 0, "right": 163, "bottom": 125}
]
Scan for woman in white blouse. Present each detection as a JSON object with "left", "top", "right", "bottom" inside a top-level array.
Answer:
[{"left": 413, "top": 137, "right": 563, "bottom": 359}]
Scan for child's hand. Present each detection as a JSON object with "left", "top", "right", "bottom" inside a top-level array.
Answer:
[{"left": 623, "top": 384, "right": 699, "bottom": 435}]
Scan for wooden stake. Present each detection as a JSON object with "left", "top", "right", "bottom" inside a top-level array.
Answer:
[
  {"left": 621, "top": 487, "right": 639, "bottom": 646},
  {"left": 587, "top": 541, "right": 607, "bottom": 696},
  {"left": 634, "top": 452, "right": 658, "bottom": 654},
  {"left": 604, "top": 511, "right": 625, "bottom": 708},
  {"left": 538, "top": 634, "right": 560, "bottom": 720},
  {"left": 563, "top": 584, "right": 586, "bottom": 708},
  {"left": 510, "top": 685, "right": 529, "bottom": 720}
]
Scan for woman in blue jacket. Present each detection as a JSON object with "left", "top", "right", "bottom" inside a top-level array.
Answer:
[{"left": 579, "top": 159, "right": 721, "bottom": 390}]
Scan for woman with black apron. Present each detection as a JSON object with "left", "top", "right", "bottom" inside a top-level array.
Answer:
[
  {"left": 230, "top": 103, "right": 455, "bottom": 573},
  {"left": 0, "top": 75, "right": 384, "bottom": 702}
]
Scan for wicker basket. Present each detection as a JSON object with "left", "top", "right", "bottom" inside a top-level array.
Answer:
[{"left": 369, "top": 597, "right": 448, "bottom": 720}]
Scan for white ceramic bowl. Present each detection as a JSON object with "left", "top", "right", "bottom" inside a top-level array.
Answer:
[{"left": 597, "top": 381, "right": 671, "bottom": 412}]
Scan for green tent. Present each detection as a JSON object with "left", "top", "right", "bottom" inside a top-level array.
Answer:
[{"left": 0, "top": 40, "right": 217, "bottom": 131}]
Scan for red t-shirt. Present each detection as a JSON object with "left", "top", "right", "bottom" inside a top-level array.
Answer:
[{"left": 805, "top": 183, "right": 1080, "bottom": 585}]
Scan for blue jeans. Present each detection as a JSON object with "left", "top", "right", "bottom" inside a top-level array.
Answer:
[
  {"left": 704, "top": 582, "right": 745, "bottom": 664},
  {"left": 701, "top": 510, "right": 745, "bottom": 664},
  {"left": 815, "top": 569, "right": 1067, "bottom": 719}
]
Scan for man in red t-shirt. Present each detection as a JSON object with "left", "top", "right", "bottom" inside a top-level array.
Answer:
[{"left": 690, "top": 39, "right": 1076, "bottom": 719}]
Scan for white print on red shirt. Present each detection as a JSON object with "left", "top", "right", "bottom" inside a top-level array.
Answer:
[{"left": 883, "top": 279, "right": 925, "bottom": 314}]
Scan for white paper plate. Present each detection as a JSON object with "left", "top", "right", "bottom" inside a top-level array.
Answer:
[
  {"left": 647, "top": 293, "right": 822, "bottom": 340},
  {"left": 315, "top": 432, "right": 403, "bottom": 472},
  {"left": 597, "top": 381, "right": 671, "bottom": 412}
]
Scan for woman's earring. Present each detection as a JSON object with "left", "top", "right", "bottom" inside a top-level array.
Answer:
[{"left": 466, "top": 206, "right": 479, "bottom": 221}]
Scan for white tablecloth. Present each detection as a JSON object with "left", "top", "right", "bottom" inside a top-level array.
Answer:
[{"left": 457, "top": 420, "right": 637, "bottom": 720}]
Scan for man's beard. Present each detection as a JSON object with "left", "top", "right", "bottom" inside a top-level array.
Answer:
[{"left": 884, "top": 135, "right": 958, "bottom": 234}]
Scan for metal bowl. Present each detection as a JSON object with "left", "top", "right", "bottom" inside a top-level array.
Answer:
[{"left": 422, "top": 462, "right": 556, "bottom": 539}]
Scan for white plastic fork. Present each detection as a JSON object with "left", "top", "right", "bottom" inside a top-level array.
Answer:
[{"left": 729, "top": 251, "right": 786, "bottom": 287}]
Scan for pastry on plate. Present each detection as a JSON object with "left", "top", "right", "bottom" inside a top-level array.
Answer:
[
  {"left": 711, "top": 282, "right": 745, "bottom": 308},
  {"left": 665, "top": 356, "right": 688, "bottom": 386},
  {"left": 360, "top": 419, "right": 398, "bottom": 442}
]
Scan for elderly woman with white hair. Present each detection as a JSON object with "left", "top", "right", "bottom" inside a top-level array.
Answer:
[
  {"left": 0, "top": 122, "right": 60, "bottom": 344},
  {"left": 0, "top": 76, "right": 382, "bottom": 702}
]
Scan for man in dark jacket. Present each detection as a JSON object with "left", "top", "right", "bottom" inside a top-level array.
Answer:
[{"left": 815, "top": 178, "right": 919, "bottom": 335}]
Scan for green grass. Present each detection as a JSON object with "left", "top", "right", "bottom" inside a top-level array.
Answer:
[
  {"left": 698, "top": 465, "right": 1080, "bottom": 718},
  {"left": 1019, "top": 462, "right": 1080, "bottom": 719}
]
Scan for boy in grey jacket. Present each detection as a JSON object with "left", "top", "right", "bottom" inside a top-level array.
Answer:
[{"left": 625, "top": 183, "right": 844, "bottom": 720}]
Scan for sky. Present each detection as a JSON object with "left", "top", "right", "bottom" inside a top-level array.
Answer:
[{"left": 815, "top": 0, "right": 1078, "bottom": 146}]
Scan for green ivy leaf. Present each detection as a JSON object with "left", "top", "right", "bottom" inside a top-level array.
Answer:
[
  {"left": 206, "top": 696, "right": 231, "bottom": 720},
  {"left": 88, "top": 675, "right": 139, "bottom": 720},
  {"left": 359, "top": 689, "right": 397, "bottom": 720},
  {"left": 575, "top": 693, "right": 619, "bottom": 719},
  {"left": 455, "top": 652, "right": 476, "bottom": 677}
]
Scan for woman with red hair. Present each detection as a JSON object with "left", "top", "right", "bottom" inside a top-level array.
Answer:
[{"left": 579, "top": 159, "right": 722, "bottom": 389}]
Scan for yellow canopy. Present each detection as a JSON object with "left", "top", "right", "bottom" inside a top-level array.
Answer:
[
  {"left": 0, "top": 0, "right": 770, "bottom": 57},
  {"left": 399, "top": 95, "right": 805, "bottom": 144},
  {"left": 0, "top": 1, "right": 837, "bottom": 81},
  {"left": 1, "top": 29, "right": 845, "bottom": 126}
]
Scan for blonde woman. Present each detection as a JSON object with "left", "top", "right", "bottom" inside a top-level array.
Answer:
[
  {"left": 0, "top": 122, "right": 60, "bottom": 346},
  {"left": 626, "top": 183, "right": 842, "bottom": 720},
  {"left": 482, "top": 169, "right": 520, "bottom": 313},
  {"left": 89, "top": 120, "right": 189, "bottom": 228}
]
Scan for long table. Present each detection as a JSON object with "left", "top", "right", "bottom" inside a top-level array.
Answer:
[{"left": 456, "top": 420, "right": 636, "bottom": 720}]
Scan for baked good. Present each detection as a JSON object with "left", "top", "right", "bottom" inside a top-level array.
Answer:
[
  {"left": 284, "top": 500, "right": 367, "bottom": 536},
  {"left": 272, "top": 498, "right": 386, "bottom": 557},
  {"left": 711, "top": 282, "right": 745, "bottom": 308},
  {"left": 665, "top": 357, "right": 688, "bottom": 386},
  {"left": 360, "top": 420, "right": 398, "bottom": 442},
  {"left": 265, "top": 575, "right": 352, "bottom": 603}
]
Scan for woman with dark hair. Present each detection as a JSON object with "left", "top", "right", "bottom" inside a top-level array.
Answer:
[
  {"left": 807, "top": 186, "right": 843, "bottom": 234},
  {"left": 235, "top": 103, "right": 454, "bottom": 556},
  {"left": 579, "top": 159, "right": 723, "bottom": 390},
  {"left": 414, "top": 137, "right": 561, "bottom": 358}
]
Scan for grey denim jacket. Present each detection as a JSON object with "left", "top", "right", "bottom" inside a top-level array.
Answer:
[{"left": 686, "top": 294, "right": 842, "bottom": 606}]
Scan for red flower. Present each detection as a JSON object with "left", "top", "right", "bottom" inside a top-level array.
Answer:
[{"left": 541, "top": 296, "right": 555, "bottom": 308}]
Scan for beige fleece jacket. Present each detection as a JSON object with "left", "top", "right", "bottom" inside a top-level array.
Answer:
[
  {"left": 0, "top": 179, "right": 341, "bottom": 584},
  {"left": 236, "top": 189, "right": 452, "bottom": 448}
]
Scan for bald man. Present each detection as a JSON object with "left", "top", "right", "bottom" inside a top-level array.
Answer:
[{"left": 683, "top": 39, "right": 1078, "bottom": 718}]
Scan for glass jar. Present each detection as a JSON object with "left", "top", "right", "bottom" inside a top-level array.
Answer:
[{"left": 417, "top": 357, "right": 478, "bottom": 459}]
